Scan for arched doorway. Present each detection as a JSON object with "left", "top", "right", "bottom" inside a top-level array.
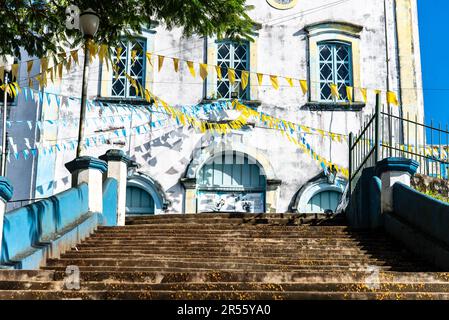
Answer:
[
  {"left": 126, "top": 174, "right": 168, "bottom": 215},
  {"left": 293, "top": 174, "right": 346, "bottom": 214},
  {"left": 306, "top": 190, "right": 342, "bottom": 213},
  {"left": 125, "top": 186, "right": 155, "bottom": 215},
  {"left": 196, "top": 151, "right": 267, "bottom": 213}
]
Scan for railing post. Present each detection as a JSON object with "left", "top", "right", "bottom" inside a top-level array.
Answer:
[
  {"left": 348, "top": 132, "right": 353, "bottom": 197},
  {"left": 374, "top": 92, "right": 381, "bottom": 163}
]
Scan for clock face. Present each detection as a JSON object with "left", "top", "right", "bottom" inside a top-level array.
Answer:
[{"left": 266, "top": 0, "right": 298, "bottom": 10}]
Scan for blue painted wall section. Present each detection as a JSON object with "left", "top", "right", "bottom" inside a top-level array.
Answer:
[
  {"left": 1, "top": 183, "right": 98, "bottom": 269},
  {"left": 103, "top": 178, "right": 118, "bottom": 226},
  {"left": 346, "top": 167, "right": 381, "bottom": 229}
]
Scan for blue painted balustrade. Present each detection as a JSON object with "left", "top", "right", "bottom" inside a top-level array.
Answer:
[
  {"left": 1, "top": 177, "right": 118, "bottom": 269},
  {"left": 103, "top": 178, "right": 118, "bottom": 227}
]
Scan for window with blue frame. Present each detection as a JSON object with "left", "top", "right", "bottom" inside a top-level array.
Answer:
[
  {"left": 216, "top": 41, "right": 249, "bottom": 100},
  {"left": 111, "top": 38, "right": 146, "bottom": 98},
  {"left": 318, "top": 41, "right": 353, "bottom": 102}
]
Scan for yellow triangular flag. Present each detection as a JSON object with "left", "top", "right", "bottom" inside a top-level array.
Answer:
[
  {"left": 215, "top": 66, "right": 222, "bottom": 80},
  {"left": 99, "top": 44, "right": 109, "bottom": 64},
  {"left": 131, "top": 50, "right": 137, "bottom": 63},
  {"left": 346, "top": 86, "right": 353, "bottom": 102},
  {"left": 330, "top": 84, "right": 340, "bottom": 100},
  {"left": 145, "top": 52, "right": 153, "bottom": 67},
  {"left": 299, "top": 80, "right": 308, "bottom": 95},
  {"left": 58, "top": 63, "right": 63, "bottom": 80},
  {"left": 199, "top": 63, "right": 208, "bottom": 80},
  {"left": 40, "top": 57, "right": 48, "bottom": 73},
  {"left": 387, "top": 91, "right": 399, "bottom": 106},
  {"left": 270, "top": 75, "right": 279, "bottom": 90},
  {"left": 186, "top": 61, "right": 196, "bottom": 78},
  {"left": 27, "top": 61, "right": 34, "bottom": 75},
  {"left": 158, "top": 55, "right": 165, "bottom": 72},
  {"left": 285, "top": 77, "right": 294, "bottom": 87},
  {"left": 228, "top": 68, "right": 236, "bottom": 85},
  {"left": 173, "top": 58, "right": 179, "bottom": 72},
  {"left": 241, "top": 71, "right": 249, "bottom": 90},
  {"left": 257, "top": 73, "right": 264, "bottom": 86},
  {"left": 11, "top": 64, "right": 18, "bottom": 81},
  {"left": 0, "top": 67, "right": 4, "bottom": 83},
  {"left": 28, "top": 78, "right": 33, "bottom": 88},
  {"left": 360, "top": 88, "right": 367, "bottom": 103},
  {"left": 70, "top": 51, "right": 79, "bottom": 65}
]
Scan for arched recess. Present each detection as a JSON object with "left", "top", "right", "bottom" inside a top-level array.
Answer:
[
  {"left": 126, "top": 173, "right": 168, "bottom": 215},
  {"left": 181, "top": 143, "right": 281, "bottom": 213},
  {"left": 293, "top": 173, "right": 347, "bottom": 214}
]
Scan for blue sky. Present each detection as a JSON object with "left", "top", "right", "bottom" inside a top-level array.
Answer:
[{"left": 418, "top": 0, "right": 449, "bottom": 124}]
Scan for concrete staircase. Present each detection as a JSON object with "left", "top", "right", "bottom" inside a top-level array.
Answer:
[{"left": 2, "top": 213, "right": 449, "bottom": 300}]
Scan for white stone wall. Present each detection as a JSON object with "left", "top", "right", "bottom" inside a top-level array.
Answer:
[{"left": 6, "top": 0, "right": 423, "bottom": 213}]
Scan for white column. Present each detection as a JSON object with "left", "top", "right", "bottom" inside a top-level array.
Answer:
[
  {"left": 100, "top": 150, "right": 135, "bottom": 226},
  {"left": 375, "top": 158, "right": 419, "bottom": 213},
  {"left": 65, "top": 156, "right": 108, "bottom": 214}
]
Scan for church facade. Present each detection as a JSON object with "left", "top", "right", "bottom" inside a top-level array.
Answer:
[{"left": 6, "top": 0, "right": 423, "bottom": 215}]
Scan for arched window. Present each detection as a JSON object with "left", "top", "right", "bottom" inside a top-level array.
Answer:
[
  {"left": 125, "top": 186, "right": 155, "bottom": 215},
  {"left": 306, "top": 190, "right": 342, "bottom": 213},
  {"left": 197, "top": 152, "right": 266, "bottom": 213}
]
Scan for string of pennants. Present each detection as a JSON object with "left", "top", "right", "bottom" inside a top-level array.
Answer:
[{"left": 132, "top": 51, "right": 401, "bottom": 106}]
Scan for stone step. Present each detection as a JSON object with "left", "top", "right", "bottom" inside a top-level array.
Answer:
[
  {"left": 49, "top": 255, "right": 415, "bottom": 267},
  {"left": 42, "top": 264, "right": 424, "bottom": 273},
  {"left": 0, "top": 270, "right": 55, "bottom": 282},
  {"left": 50, "top": 270, "right": 449, "bottom": 283},
  {"left": 0, "top": 290, "right": 447, "bottom": 300},
  {"left": 108, "top": 223, "right": 350, "bottom": 229},
  {"left": 65, "top": 247, "right": 407, "bottom": 256},
  {"left": 59, "top": 252, "right": 406, "bottom": 261}
]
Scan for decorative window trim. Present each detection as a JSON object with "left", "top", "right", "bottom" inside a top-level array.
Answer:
[
  {"left": 100, "top": 32, "right": 154, "bottom": 99},
  {"left": 206, "top": 37, "right": 258, "bottom": 101},
  {"left": 305, "top": 21, "right": 363, "bottom": 106}
]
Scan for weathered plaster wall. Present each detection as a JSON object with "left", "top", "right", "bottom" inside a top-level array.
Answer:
[{"left": 7, "top": 0, "right": 424, "bottom": 213}]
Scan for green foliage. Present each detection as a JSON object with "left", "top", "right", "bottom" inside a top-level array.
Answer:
[
  {"left": 415, "top": 186, "right": 449, "bottom": 204},
  {"left": 0, "top": 0, "right": 256, "bottom": 59}
]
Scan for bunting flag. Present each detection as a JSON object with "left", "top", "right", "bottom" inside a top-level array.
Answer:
[
  {"left": 241, "top": 71, "right": 249, "bottom": 90},
  {"left": 0, "top": 67, "right": 4, "bottom": 82},
  {"left": 158, "top": 55, "right": 165, "bottom": 72},
  {"left": 330, "top": 84, "right": 339, "bottom": 100},
  {"left": 199, "top": 63, "right": 208, "bottom": 80},
  {"left": 173, "top": 58, "right": 180, "bottom": 72},
  {"left": 11, "top": 64, "right": 18, "bottom": 81},
  {"left": 387, "top": 91, "right": 399, "bottom": 106},
  {"left": 360, "top": 88, "right": 367, "bottom": 103},
  {"left": 131, "top": 50, "right": 137, "bottom": 63},
  {"left": 346, "top": 86, "right": 353, "bottom": 103},
  {"left": 285, "top": 77, "right": 294, "bottom": 87},
  {"left": 270, "top": 75, "right": 279, "bottom": 90},
  {"left": 215, "top": 66, "right": 222, "bottom": 80},
  {"left": 71, "top": 50, "right": 79, "bottom": 65},
  {"left": 257, "top": 73, "right": 264, "bottom": 86},
  {"left": 27, "top": 61, "right": 34, "bottom": 75},
  {"left": 186, "top": 61, "right": 196, "bottom": 78},
  {"left": 299, "top": 80, "right": 308, "bottom": 95},
  {"left": 145, "top": 52, "right": 153, "bottom": 67},
  {"left": 228, "top": 68, "right": 236, "bottom": 85}
]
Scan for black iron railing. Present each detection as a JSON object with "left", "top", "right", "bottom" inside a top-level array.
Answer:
[{"left": 349, "top": 93, "right": 449, "bottom": 196}]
